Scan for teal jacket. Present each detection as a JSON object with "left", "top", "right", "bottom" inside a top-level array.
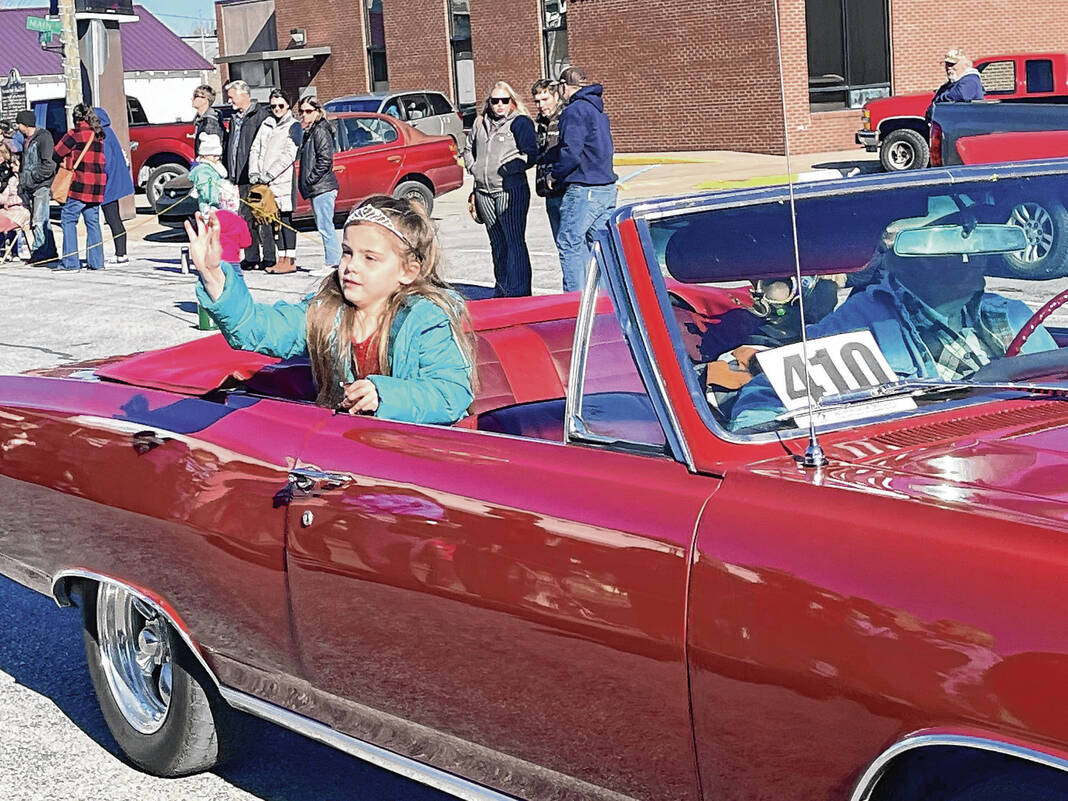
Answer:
[{"left": 196, "top": 262, "right": 474, "bottom": 424}]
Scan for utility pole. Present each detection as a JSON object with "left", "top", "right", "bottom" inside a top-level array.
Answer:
[{"left": 57, "top": 0, "right": 81, "bottom": 128}]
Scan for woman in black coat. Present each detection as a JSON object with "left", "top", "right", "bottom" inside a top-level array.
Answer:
[{"left": 296, "top": 96, "right": 340, "bottom": 269}]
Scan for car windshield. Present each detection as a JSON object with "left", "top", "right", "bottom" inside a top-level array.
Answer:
[
  {"left": 643, "top": 164, "right": 1068, "bottom": 437},
  {"left": 324, "top": 98, "right": 382, "bottom": 113}
]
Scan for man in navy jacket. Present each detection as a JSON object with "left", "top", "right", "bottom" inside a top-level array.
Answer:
[
  {"left": 928, "top": 48, "right": 984, "bottom": 119},
  {"left": 546, "top": 67, "right": 618, "bottom": 292}
]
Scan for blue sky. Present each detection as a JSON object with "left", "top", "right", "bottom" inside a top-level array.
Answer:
[{"left": 4, "top": 0, "right": 217, "bottom": 35}]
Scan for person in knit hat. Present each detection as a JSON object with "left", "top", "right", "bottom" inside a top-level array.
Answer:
[{"left": 189, "top": 133, "right": 239, "bottom": 216}]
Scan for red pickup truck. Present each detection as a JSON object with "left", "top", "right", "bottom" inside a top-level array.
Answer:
[
  {"left": 856, "top": 53, "right": 1068, "bottom": 171},
  {"left": 31, "top": 95, "right": 223, "bottom": 207}
]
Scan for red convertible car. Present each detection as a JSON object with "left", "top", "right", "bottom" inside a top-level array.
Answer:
[{"left": 4, "top": 162, "right": 1068, "bottom": 800}]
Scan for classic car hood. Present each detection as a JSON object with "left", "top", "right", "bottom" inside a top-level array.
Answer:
[{"left": 819, "top": 399, "right": 1068, "bottom": 526}]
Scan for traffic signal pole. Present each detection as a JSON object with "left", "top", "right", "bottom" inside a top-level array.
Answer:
[{"left": 57, "top": 0, "right": 81, "bottom": 128}]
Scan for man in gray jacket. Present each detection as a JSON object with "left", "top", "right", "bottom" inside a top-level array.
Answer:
[{"left": 14, "top": 110, "right": 56, "bottom": 263}]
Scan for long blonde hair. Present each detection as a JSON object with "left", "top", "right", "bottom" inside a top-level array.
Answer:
[
  {"left": 305, "top": 195, "right": 478, "bottom": 408},
  {"left": 480, "top": 80, "right": 531, "bottom": 119}
]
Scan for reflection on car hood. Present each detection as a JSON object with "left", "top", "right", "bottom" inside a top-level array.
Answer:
[{"left": 815, "top": 399, "right": 1068, "bottom": 527}]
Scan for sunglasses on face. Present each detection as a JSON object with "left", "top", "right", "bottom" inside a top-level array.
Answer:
[
  {"left": 270, "top": 103, "right": 288, "bottom": 109},
  {"left": 300, "top": 108, "right": 317, "bottom": 115},
  {"left": 489, "top": 97, "right": 511, "bottom": 105}
]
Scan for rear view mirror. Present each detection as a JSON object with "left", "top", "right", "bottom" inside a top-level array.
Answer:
[{"left": 893, "top": 224, "right": 1027, "bottom": 257}]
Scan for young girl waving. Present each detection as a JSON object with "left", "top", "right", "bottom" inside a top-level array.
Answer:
[{"left": 186, "top": 195, "right": 476, "bottom": 424}]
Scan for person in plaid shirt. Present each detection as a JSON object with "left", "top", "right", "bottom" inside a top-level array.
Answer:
[{"left": 53, "top": 103, "right": 107, "bottom": 270}]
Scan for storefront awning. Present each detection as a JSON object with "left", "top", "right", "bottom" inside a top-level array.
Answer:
[{"left": 214, "top": 46, "right": 331, "bottom": 65}]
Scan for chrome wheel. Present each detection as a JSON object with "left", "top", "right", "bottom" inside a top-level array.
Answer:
[
  {"left": 1008, "top": 202, "right": 1055, "bottom": 263},
  {"left": 95, "top": 584, "right": 173, "bottom": 735},
  {"left": 886, "top": 141, "right": 915, "bottom": 171}
]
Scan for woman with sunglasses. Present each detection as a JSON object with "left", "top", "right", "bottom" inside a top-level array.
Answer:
[
  {"left": 249, "top": 89, "right": 302, "bottom": 273},
  {"left": 461, "top": 81, "right": 538, "bottom": 296},
  {"left": 296, "top": 96, "right": 341, "bottom": 273}
]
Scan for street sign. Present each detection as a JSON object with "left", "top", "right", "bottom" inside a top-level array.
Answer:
[
  {"left": 38, "top": 31, "right": 54, "bottom": 45},
  {"left": 0, "top": 69, "right": 28, "bottom": 120},
  {"left": 25, "top": 16, "right": 62, "bottom": 33}
]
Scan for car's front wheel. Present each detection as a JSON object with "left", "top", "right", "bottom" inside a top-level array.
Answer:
[
  {"left": 879, "top": 128, "right": 929, "bottom": 171},
  {"left": 81, "top": 581, "right": 232, "bottom": 776},
  {"left": 393, "top": 180, "right": 434, "bottom": 214},
  {"left": 146, "top": 164, "right": 189, "bottom": 209}
]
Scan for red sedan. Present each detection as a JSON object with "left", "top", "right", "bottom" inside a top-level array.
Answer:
[
  {"left": 156, "top": 112, "right": 462, "bottom": 224},
  {"left": 7, "top": 161, "right": 1068, "bottom": 800}
]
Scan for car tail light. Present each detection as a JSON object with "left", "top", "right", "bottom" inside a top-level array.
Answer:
[
  {"left": 861, "top": 108, "right": 871, "bottom": 131},
  {"left": 929, "top": 123, "right": 943, "bottom": 166}
]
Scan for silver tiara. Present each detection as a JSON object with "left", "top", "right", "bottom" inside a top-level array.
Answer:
[{"left": 344, "top": 204, "right": 411, "bottom": 247}]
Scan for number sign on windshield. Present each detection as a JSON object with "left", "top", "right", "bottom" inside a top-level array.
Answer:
[{"left": 755, "top": 331, "right": 917, "bottom": 426}]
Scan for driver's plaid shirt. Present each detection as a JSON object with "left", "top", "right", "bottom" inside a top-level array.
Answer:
[{"left": 891, "top": 277, "right": 1016, "bottom": 381}]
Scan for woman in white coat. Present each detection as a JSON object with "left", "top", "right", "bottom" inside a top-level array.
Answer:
[{"left": 249, "top": 89, "right": 302, "bottom": 273}]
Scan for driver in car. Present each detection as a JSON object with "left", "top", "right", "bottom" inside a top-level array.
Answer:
[{"left": 727, "top": 212, "right": 1059, "bottom": 431}]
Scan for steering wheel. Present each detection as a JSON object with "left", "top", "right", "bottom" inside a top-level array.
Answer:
[{"left": 1006, "top": 287, "right": 1068, "bottom": 357}]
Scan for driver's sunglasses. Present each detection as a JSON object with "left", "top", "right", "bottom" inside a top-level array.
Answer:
[{"left": 489, "top": 97, "right": 511, "bottom": 105}]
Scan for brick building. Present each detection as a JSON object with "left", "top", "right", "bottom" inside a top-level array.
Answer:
[{"left": 218, "top": 0, "right": 1068, "bottom": 155}]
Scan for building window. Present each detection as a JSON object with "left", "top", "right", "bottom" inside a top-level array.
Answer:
[
  {"left": 449, "top": 0, "right": 475, "bottom": 115},
  {"left": 805, "top": 0, "right": 889, "bottom": 111},
  {"left": 541, "top": 0, "right": 568, "bottom": 80},
  {"left": 364, "top": 0, "right": 388, "bottom": 91}
]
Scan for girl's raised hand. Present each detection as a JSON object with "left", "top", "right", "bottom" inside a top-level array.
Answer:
[
  {"left": 183, "top": 211, "right": 226, "bottom": 300},
  {"left": 339, "top": 380, "right": 380, "bottom": 415}
]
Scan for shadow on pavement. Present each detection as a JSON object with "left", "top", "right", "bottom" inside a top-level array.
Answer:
[
  {"left": 810, "top": 159, "right": 882, "bottom": 175},
  {"left": 145, "top": 229, "right": 188, "bottom": 244},
  {"left": 0, "top": 575, "right": 452, "bottom": 801}
]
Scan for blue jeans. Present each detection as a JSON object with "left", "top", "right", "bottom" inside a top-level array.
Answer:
[
  {"left": 30, "top": 185, "right": 56, "bottom": 259},
  {"left": 311, "top": 190, "right": 341, "bottom": 266},
  {"left": 60, "top": 198, "right": 103, "bottom": 270},
  {"left": 545, "top": 193, "right": 564, "bottom": 241},
  {"left": 556, "top": 183, "right": 617, "bottom": 292}
]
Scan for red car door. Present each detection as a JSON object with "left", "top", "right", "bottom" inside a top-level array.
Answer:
[{"left": 331, "top": 116, "right": 406, "bottom": 210}]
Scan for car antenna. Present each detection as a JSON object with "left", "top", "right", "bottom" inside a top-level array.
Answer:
[{"left": 772, "top": 0, "right": 826, "bottom": 469}]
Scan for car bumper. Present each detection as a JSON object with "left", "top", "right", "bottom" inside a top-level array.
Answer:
[{"left": 856, "top": 130, "right": 879, "bottom": 151}]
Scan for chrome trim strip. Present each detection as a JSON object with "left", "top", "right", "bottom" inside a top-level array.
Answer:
[
  {"left": 50, "top": 569, "right": 222, "bottom": 692},
  {"left": 222, "top": 688, "right": 526, "bottom": 801},
  {"left": 850, "top": 733, "right": 1068, "bottom": 801}
]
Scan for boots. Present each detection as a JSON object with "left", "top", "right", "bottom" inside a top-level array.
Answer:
[{"left": 266, "top": 256, "right": 296, "bottom": 274}]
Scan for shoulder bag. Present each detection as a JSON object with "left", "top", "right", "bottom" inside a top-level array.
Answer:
[{"left": 51, "top": 135, "right": 94, "bottom": 204}]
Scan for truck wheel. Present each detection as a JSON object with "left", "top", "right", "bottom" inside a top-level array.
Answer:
[
  {"left": 879, "top": 129, "right": 929, "bottom": 171},
  {"left": 82, "top": 581, "right": 232, "bottom": 776},
  {"left": 393, "top": 180, "right": 434, "bottom": 214},
  {"left": 1002, "top": 199, "right": 1068, "bottom": 278},
  {"left": 146, "top": 164, "right": 189, "bottom": 209}
]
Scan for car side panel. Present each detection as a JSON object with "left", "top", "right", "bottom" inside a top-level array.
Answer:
[
  {"left": 0, "top": 376, "right": 328, "bottom": 679},
  {"left": 285, "top": 417, "right": 714, "bottom": 801},
  {"left": 688, "top": 465, "right": 1068, "bottom": 800}
]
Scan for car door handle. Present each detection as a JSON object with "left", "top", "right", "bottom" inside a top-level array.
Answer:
[
  {"left": 288, "top": 467, "right": 351, "bottom": 494},
  {"left": 333, "top": 165, "right": 345, "bottom": 173},
  {"left": 387, "top": 155, "right": 402, "bottom": 163},
  {"left": 131, "top": 429, "right": 171, "bottom": 454}
]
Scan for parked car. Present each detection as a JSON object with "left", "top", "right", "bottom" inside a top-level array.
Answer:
[
  {"left": 155, "top": 112, "right": 462, "bottom": 225},
  {"left": 324, "top": 90, "right": 465, "bottom": 145},
  {"left": 8, "top": 162, "right": 1068, "bottom": 800},
  {"left": 30, "top": 96, "right": 233, "bottom": 207},
  {"left": 856, "top": 52, "right": 1068, "bottom": 171},
  {"left": 927, "top": 103, "right": 1068, "bottom": 278}
]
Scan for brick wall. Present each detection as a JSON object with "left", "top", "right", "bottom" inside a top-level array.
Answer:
[
  {"left": 383, "top": 0, "right": 453, "bottom": 99},
  {"left": 567, "top": 0, "right": 786, "bottom": 154},
  {"left": 469, "top": 0, "right": 544, "bottom": 107},
  {"left": 274, "top": 0, "right": 369, "bottom": 102}
]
